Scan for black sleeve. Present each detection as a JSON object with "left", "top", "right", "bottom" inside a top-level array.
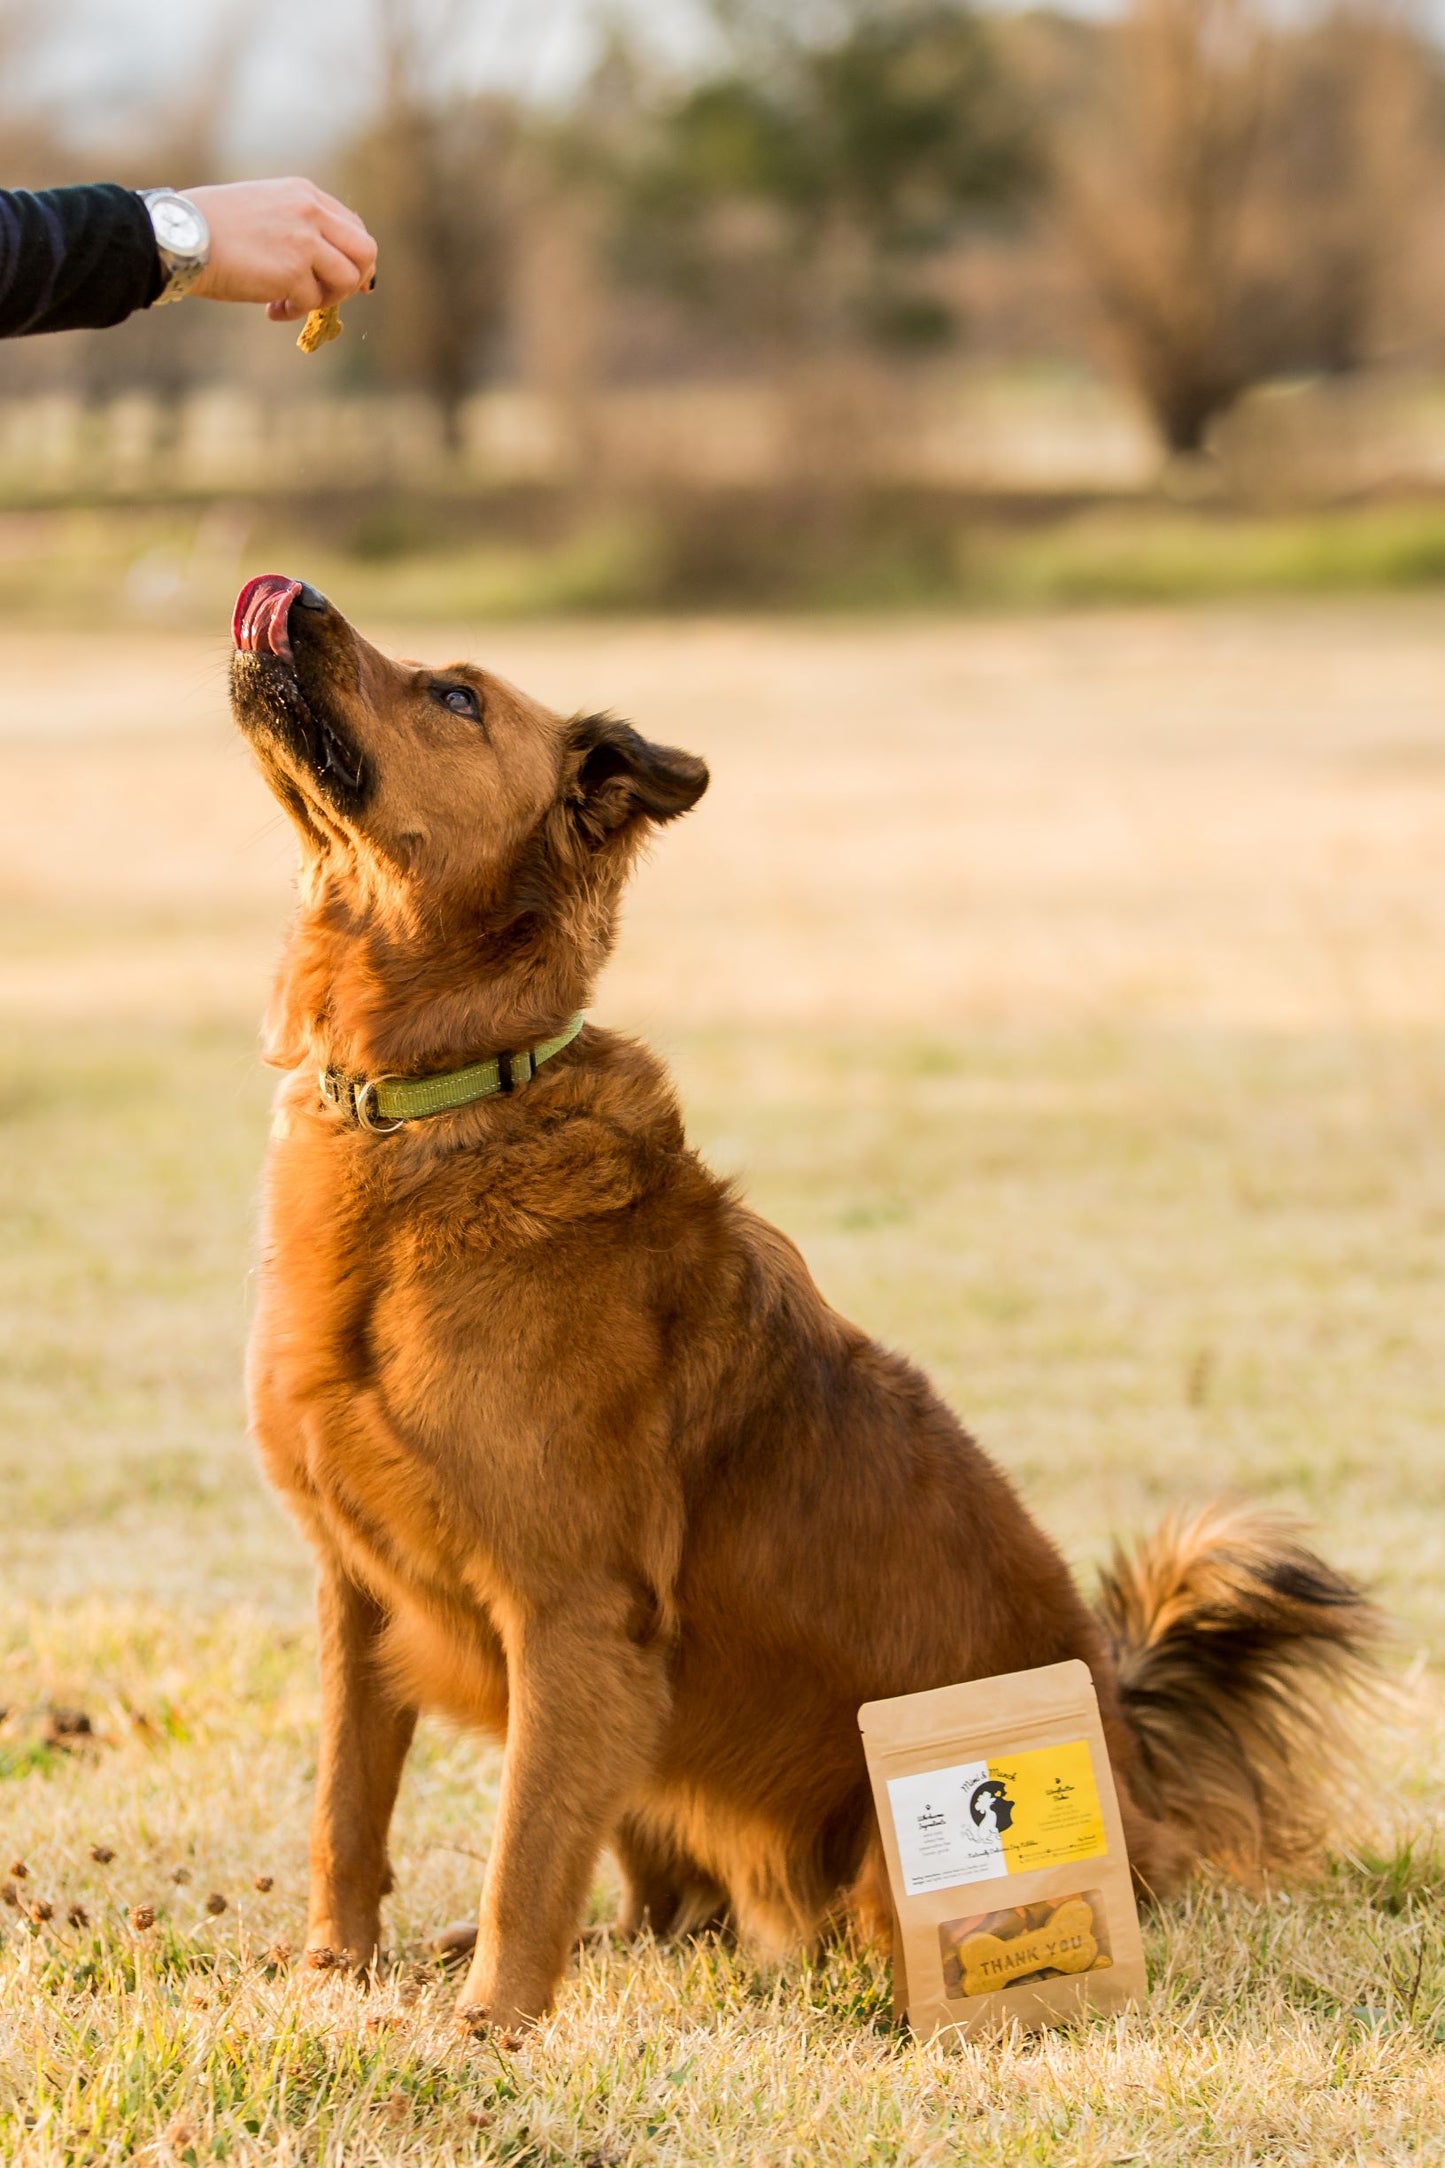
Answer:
[{"left": 0, "top": 184, "right": 165, "bottom": 337}]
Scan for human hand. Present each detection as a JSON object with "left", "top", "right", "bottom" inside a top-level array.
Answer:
[{"left": 181, "top": 179, "right": 376, "bottom": 321}]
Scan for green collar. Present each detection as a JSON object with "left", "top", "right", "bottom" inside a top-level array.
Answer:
[{"left": 319, "top": 1014, "right": 585, "bottom": 1134}]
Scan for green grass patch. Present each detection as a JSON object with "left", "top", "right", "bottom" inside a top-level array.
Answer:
[{"left": 11, "top": 495, "right": 1445, "bottom": 627}]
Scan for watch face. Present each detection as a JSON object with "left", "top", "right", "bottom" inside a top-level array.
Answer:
[{"left": 152, "top": 197, "right": 205, "bottom": 256}]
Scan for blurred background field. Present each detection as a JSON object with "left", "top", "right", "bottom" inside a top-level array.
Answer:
[
  {"left": 3, "top": 0, "right": 1445, "bottom": 2160},
  {"left": 12, "top": 0, "right": 1445, "bottom": 615}
]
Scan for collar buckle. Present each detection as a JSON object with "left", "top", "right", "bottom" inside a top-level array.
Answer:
[
  {"left": 319, "top": 1066, "right": 358, "bottom": 1123},
  {"left": 319, "top": 1066, "right": 405, "bottom": 1133}
]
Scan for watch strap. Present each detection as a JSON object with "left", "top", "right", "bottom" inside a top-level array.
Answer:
[{"left": 141, "top": 189, "right": 209, "bottom": 306}]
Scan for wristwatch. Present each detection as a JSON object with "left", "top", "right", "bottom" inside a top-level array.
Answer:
[{"left": 141, "top": 189, "right": 211, "bottom": 305}]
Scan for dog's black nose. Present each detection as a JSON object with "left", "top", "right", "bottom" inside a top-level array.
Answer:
[{"left": 295, "top": 583, "right": 328, "bottom": 612}]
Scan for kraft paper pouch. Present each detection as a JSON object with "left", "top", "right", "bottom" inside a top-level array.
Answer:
[{"left": 859, "top": 1659, "right": 1147, "bottom": 2040}]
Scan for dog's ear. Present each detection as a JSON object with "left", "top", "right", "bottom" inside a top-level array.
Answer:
[{"left": 566, "top": 715, "right": 708, "bottom": 845}]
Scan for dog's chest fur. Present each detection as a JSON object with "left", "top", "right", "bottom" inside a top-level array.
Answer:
[{"left": 245, "top": 1069, "right": 722, "bottom": 1682}]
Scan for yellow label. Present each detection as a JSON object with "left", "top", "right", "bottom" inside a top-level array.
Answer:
[{"left": 991, "top": 1738, "right": 1106, "bottom": 1875}]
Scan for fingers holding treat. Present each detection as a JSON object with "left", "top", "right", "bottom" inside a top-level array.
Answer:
[
  {"left": 187, "top": 179, "right": 376, "bottom": 313},
  {"left": 269, "top": 237, "right": 370, "bottom": 327}
]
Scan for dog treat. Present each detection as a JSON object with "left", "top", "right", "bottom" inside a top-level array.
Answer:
[
  {"left": 860, "top": 1660, "right": 1146, "bottom": 2040},
  {"left": 297, "top": 305, "right": 344, "bottom": 355},
  {"left": 943, "top": 1892, "right": 1107, "bottom": 1999}
]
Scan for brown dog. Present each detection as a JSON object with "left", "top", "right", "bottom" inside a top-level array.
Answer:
[{"left": 230, "top": 575, "right": 1378, "bottom": 2035}]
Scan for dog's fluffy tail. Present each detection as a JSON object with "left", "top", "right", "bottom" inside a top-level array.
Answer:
[{"left": 1095, "top": 1503, "right": 1386, "bottom": 1880}]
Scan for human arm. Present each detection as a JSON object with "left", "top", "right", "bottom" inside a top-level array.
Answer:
[
  {"left": 0, "top": 177, "right": 376, "bottom": 340},
  {"left": 0, "top": 184, "right": 162, "bottom": 336}
]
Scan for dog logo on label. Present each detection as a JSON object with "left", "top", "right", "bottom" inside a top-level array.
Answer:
[{"left": 968, "top": 1778, "right": 1015, "bottom": 1835}]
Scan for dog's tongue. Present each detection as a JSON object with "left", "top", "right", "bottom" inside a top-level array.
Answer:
[{"left": 233, "top": 574, "right": 302, "bottom": 662}]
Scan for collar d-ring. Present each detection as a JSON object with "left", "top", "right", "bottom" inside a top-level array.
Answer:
[{"left": 354, "top": 1077, "right": 404, "bottom": 1134}]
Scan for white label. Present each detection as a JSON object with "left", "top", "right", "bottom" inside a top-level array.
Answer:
[{"left": 886, "top": 1758, "right": 1005, "bottom": 1895}]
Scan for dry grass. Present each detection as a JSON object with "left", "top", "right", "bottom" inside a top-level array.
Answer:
[{"left": 2, "top": 599, "right": 1444, "bottom": 2162}]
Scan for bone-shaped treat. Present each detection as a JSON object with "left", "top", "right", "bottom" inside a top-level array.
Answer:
[
  {"left": 957, "top": 1897, "right": 1099, "bottom": 1998},
  {"left": 297, "top": 306, "right": 344, "bottom": 355}
]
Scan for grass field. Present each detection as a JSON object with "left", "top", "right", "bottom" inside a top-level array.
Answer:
[
  {"left": 14, "top": 497, "right": 1445, "bottom": 626},
  {"left": 1, "top": 598, "right": 1444, "bottom": 2163}
]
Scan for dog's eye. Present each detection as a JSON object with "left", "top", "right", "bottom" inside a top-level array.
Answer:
[{"left": 434, "top": 683, "right": 479, "bottom": 720}]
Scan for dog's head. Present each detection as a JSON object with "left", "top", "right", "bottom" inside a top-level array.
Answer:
[{"left": 229, "top": 575, "right": 708, "bottom": 1073}]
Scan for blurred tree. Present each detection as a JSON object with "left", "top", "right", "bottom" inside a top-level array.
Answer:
[
  {"left": 79, "top": 21, "right": 244, "bottom": 410},
  {"left": 0, "top": 0, "right": 244, "bottom": 416},
  {"left": 0, "top": 22, "right": 71, "bottom": 189},
  {"left": 606, "top": 0, "right": 1038, "bottom": 368},
  {"left": 340, "top": 0, "right": 522, "bottom": 444},
  {"left": 1052, "top": 0, "right": 1441, "bottom": 457}
]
